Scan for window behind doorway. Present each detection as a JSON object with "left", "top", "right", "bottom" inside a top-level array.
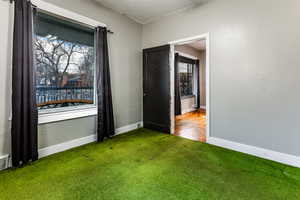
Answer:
[
  {"left": 179, "top": 62, "right": 194, "bottom": 97},
  {"left": 178, "top": 55, "right": 198, "bottom": 97}
]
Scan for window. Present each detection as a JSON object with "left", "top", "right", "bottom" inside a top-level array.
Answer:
[
  {"left": 34, "top": 11, "right": 95, "bottom": 112},
  {"left": 179, "top": 62, "right": 194, "bottom": 97}
]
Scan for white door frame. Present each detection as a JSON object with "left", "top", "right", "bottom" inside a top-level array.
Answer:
[{"left": 168, "top": 33, "right": 210, "bottom": 140}]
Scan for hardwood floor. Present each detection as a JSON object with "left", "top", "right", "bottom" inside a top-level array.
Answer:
[{"left": 175, "top": 109, "right": 206, "bottom": 142}]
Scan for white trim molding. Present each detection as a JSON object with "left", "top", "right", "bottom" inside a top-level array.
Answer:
[
  {"left": 207, "top": 137, "right": 300, "bottom": 168},
  {"left": 38, "top": 135, "right": 97, "bottom": 158},
  {"left": 31, "top": 0, "right": 107, "bottom": 28},
  {"left": 38, "top": 107, "right": 97, "bottom": 124},
  {"left": 181, "top": 108, "right": 197, "bottom": 115},
  {"left": 0, "top": 154, "right": 9, "bottom": 160},
  {"left": 115, "top": 122, "right": 143, "bottom": 135},
  {"left": 0, "top": 154, "right": 10, "bottom": 170},
  {"left": 174, "top": 51, "right": 198, "bottom": 60},
  {"left": 10, "top": 105, "right": 98, "bottom": 124},
  {"left": 0, "top": 121, "right": 143, "bottom": 170},
  {"left": 38, "top": 121, "right": 143, "bottom": 159},
  {"left": 169, "top": 33, "right": 210, "bottom": 45},
  {"left": 28, "top": 0, "right": 109, "bottom": 124},
  {"left": 169, "top": 33, "right": 210, "bottom": 139}
]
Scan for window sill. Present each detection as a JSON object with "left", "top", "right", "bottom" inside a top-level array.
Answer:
[
  {"left": 38, "top": 107, "right": 97, "bottom": 124},
  {"left": 181, "top": 95, "right": 195, "bottom": 100}
]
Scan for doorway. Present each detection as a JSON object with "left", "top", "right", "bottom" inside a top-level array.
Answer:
[{"left": 169, "top": 34, "right": 210, "bottom": 142}]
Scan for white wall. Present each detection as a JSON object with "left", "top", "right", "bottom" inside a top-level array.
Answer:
[
  {"left": 199, "top": 50, "right": 206, "bottom": 107},
  {"left": 0, "top": 0, "right": 142, "bottom": 157},
  {"left": 143, "top": 0, "right": 300, "bottom": 157},
  {"left": 0, "top": 0, "right": 13, "bottom": 157}
]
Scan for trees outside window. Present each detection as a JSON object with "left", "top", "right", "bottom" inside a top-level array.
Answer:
[{"left": 34, "top": 11, "right": 95, "bottom": 110}]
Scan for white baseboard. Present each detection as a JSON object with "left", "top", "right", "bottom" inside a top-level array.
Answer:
[
  {"left": 38, "top": 134, "right": 97, "bottom": 158},
  {"left": 115, "top": 121, "right": 143, "bottom": 135},
  {"left": 39, "top": 121, "right": 143, "bottom": 159},
  {"left": 4, "top": 123, "right": 299, "bottom": 170},
  {"left": 0, "top": 154, "right": 9, "bottom": 160},
  {"left": 0, "top": 154, "right": 10, "bottom": 170},
  {"left": 207, "top": 137, "right": 300, "bottom": 168},
  {"left": 182, "top": 106, "right": 206, "bottom": 114},
  {"left": 182, "top": 108, "right": 197, "bottom": 114},
  {"left": 1, "top": 121, "right": 143, "bottom": 170}
]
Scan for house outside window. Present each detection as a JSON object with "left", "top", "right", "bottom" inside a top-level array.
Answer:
[{"left": 34, "top": 11, "right": 96, "bottom": 112}]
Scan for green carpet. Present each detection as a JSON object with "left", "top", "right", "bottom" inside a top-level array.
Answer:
[{"left": 1, "top": 129, "right": 300, "bottom": 200}]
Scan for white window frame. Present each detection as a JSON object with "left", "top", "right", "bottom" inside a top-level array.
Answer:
[{"left": 32, "top": 0, "right": 107, "bottom": 124}]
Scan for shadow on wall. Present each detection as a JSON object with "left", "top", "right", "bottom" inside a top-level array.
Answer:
[{"left": 191, "top": 0, "right": 215, "bottom": 11}]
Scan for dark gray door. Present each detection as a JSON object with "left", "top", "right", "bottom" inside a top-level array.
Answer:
[{"left": 143, "top": 45, "right": 170, "bottom": 133}]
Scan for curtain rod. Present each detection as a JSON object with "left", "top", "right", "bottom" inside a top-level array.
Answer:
[{"left": 9, "top": 0, "right": 114, "bottom": 34}]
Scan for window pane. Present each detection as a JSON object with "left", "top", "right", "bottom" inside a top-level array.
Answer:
[
  {"left": 34, "top": 11, "right": 95, "bottom": 110},
  {"left": 179, "top": 62, "right": 194, "bottom": 96}
]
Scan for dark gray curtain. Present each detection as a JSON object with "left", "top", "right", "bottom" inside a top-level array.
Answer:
[
  {"left": 11, "top": 0, "right": 38, "bottom": 167},
  {"left": 174, "top": 53, "right": 182, "bottom": 115},
  {"left": 196, "top": 60, "right": 200, "bottom": 109},
  {"left": 95, "top": 26, "right": 115, "bottom": 142}
]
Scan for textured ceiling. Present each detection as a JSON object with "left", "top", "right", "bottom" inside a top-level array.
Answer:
[
  {"left": 188, "top": 40, "right": 206, "bottom": 50},
  {"left": 95, "top": 0, "right": 211, "bottom": 24}
]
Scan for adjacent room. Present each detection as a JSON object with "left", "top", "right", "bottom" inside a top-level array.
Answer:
[
  {"left": 1, "top": 0, "right": 300, "bottom": 199},
  {"left": 174, "top": 39, "right": 207, "bottom": 142}
]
